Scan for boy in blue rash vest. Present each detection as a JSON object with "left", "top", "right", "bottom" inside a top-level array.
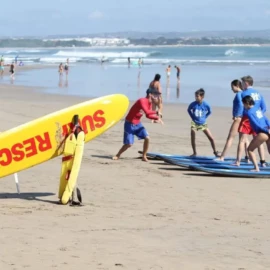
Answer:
[
  {"left": 233, "top": 75, "right": 267, "bottom": 166},
  {"left": 187, "top": 88, "right": 219, "bottom": 157},
  {"left": 216, "top": 80, "right": 249, "bottom": 161},
  {"left": 242, "top": 95, "right": 270, "bottom": 171}
]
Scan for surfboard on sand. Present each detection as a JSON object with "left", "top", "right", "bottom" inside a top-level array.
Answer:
[
  {"left": 0, "top": 94, "right": 129, "bottom": 179},
  {"left": 190, "top": 166, "right": 270, "bottom": 178}
]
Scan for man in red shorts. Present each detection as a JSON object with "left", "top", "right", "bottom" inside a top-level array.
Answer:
[
  {"left": 112, "top": 89, "right": 163, "bottom": 161},
  {"left": 233, "top": 75, "right": 267, "bottom": 166}
]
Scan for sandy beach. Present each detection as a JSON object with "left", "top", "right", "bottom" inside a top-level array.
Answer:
[{"left": 0, "top": 81, "right": 269, "bottom": 270}]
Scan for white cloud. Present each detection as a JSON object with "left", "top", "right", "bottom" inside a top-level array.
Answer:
[{"left": 88, "top": 10, "right": 104, "bottom": 20}]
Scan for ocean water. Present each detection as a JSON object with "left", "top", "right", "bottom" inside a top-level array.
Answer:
[
  {"left": 2, "top": 46, "right": 270, "bottom": 65},
  {"left": 1, "top": 46, "right": 270, "bottom": 108}
]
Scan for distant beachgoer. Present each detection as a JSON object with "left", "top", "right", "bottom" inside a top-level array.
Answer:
[
  {"left": 19, "top": 61, "right": 24, "bottom": 66},
  {"left": 64, "top": 58, "right": 69, "bottom": 76},
  {"left": 128, "top": 57, "right": 131, "bottom": 65},
  {"left": 138, "top": 58, "right": 142, "bottom": 67},
  {"left": 187, "top": 88, "right": 219, "bottom": 157},
  {"left": 101, "top": 56, "right": 106, "bottom": 64},
  {"left": 166, "top": 65, "right": 171, "bottom": 79},
  {"left": 9, "top": 62, "right": 15, "bottom": 79},
  {"left": 112, "top": 88, "right": 163, "bottom": 162},
  {"left": 149, "top": 74, "right": 162, "bottom": 117},
  {"left": 175, "top": 65, "right": 180, "bottom": 80},
  {"left": 0, "top": 58, "right": 4, "bottom": 76},
  {"left": 59, "top": 63, "right": 63, "bottom": 77},
  {"left": 15, "top": 55, "right": 18, "bottom": 64}
]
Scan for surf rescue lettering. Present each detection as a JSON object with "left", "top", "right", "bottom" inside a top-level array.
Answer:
[
  {"left": 0, "top": 110, "right": 106, "bottom": 166},
  {"left": 62, "top": 110, "right": 106, "bottom": 136}
]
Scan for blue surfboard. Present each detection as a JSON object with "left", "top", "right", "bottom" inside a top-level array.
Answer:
[
  {"left": 138, "top": 151, "right": 242, "bottom": 161},
  {"left": 162, "top": 157, "right": 270, "bottom": 171},
  {"left": 190, "top": 166, "right": 270, "bottom": 178}
]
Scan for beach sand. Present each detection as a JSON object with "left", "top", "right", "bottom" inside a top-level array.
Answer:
[{"left": 0, "top": 84, "right": 270, "bottom": 270}]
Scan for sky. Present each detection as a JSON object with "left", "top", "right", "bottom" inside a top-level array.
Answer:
[{"left": 1, "top": 0, "right": 270, "bottom": 36}]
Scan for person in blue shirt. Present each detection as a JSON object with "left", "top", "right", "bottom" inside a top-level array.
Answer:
[
  {"left": 217, "top": 80, "right": 249, "bottom": 161},
  {"left": 242, "top": 95, "right": 270, "bottom": 171},
  {"left": 187, "top": 88, "right": 219, "bottom": 156},
  {"left": 233, "top": 75, "right": 267, "bottom": 167}
]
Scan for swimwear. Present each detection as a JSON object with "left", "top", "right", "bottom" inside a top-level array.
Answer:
[
  {"left": 64, "top": 65, "right": 68, "bottom": 71},
  {"left": 123, "top": 121, "right": 148, "bottom": 145},
  {"left": 232, "top": 91, "right": 243, "bottom": 118},
  {"left": 0, "top": 66, "right": 4, "bottom": 71},
  {"left": 247, "top": 107, "right": 270, "bottom": 135},
  {"left": 238, "top": 115, "right": 256, "bottom": 135},
  {"left": 187, "top": 100, "right": 211, "bottom": 125},
  {"left": 191, "top": 121, "right": 208, "bottom": 131},
  {"left": 177, "top": 72, "right": 180, "bottom": 78},
  {"left": 125, "top": 97, "right": 159, "bottom": 124}
]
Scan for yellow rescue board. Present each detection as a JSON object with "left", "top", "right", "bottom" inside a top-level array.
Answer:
[
  {"left": 58, "top": 133, "right": 77, "bottom": 199},
  {"left": 0, "top": 94, "right": 129, "bottom": 178},
  {"left": 60, "top": 131, "right": 85, "bottom": 205}
]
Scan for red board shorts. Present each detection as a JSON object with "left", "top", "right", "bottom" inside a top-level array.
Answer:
[{"left": 238, "top": 115, "right": 256, "bottom": 136}]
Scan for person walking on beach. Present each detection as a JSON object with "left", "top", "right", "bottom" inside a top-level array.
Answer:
[
  {"left": 232, "top": 75, "right": 267, "bottom": 167},
  {"left": 216, "top": 80, "right": 249, "bottom": 161},
  {"left": 112, "top": 88, "right": 163, "bottom": 162},
  {"left": 175, "top": 65, "right": 180, "bottom": 80},
  {"left": 187, "top": 88, "right": 219, "bottom": 157},
  {"left": 149, "top": 74, "right": 163, "bottom": 117}
]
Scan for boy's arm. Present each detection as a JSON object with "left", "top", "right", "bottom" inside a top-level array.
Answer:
[
  {"left": 260, "top": 95, "right": 267, "bottom": 113},
  {"left": 139, "top": 99, "right": 159, "bottom": 120},
  {"left": 187, "top": 103, "right": 194, "bottom": 120},
  {"left": 205, "top": 103, "right": 212, "bottom": 118}
]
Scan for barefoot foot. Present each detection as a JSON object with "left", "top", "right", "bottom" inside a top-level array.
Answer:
[{"left": 112, "top": 156, "right": 119, "bottom": 160}]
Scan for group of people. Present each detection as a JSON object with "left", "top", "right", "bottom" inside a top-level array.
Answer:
[
  {"left": 166, "top": 65, "right": 181, "bottom": 81},
  {"left": 58, "top": 58, "right": 69, "bottom": 78},
  {"left": 112, "top": 74, "right": 270, "bottom": 172}
]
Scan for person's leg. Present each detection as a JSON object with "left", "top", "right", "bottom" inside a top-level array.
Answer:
[
  {"left": 232, "top": 133, "right": 247, "bottom": 166},
  {"left": 218, "top": 119, "right": 240, "bottom": 161},
  {"left": 190, "top": 128, "right": 197, "bottom": 156},
  {"left": 142, "top": 137, "right": 150, "bottom": 161},
  {"left": 203, "top": 128, "right": 218, "bottom": 156},
  {"left": 112, "top": 122, "right": 134, "bottom": 160},
  {"left": 248, "top": 133, "right": 269, "bottom": 171},
  {"left": 112, "top": 144, "right": 132, "bottom": 160},
  {"left": 256, "top": 136, "right": 266, "bottom": 166},
  {"left": 244, "top": 137, "right": 250, "bottom": 161}
]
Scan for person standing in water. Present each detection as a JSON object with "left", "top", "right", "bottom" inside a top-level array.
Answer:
[
  {"left": 58, "top": 63, "right": 63, "bottom": 77},
  {"left": 9, "top": 62, "right": 15, "bottom": 79},
  {"left": 64, "top": 58, "right": 69, "bottom": 77},
  {"left": 149, "top": 74, "right": 162, "bottom": 117},
  {"left": 175, "top": 65, "right": 180, "bottom": 80},
  {"left": 0, "top": 57, "right": 4, "bottom": 76},
  {"left": 166, "top": 65, "right": 171, "bottom": 80}
]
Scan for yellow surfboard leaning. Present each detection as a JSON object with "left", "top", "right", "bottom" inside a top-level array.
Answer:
[
  {"left": 0, "top": 94, "right": 129, "bottom": 179},
  {"left": 60, "top": 131, "right": 85, "bottom": 205}
]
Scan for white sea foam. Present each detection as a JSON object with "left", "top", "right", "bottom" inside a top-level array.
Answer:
[{"left": 53, "top": 50, "right": 154, "bottom": 58}]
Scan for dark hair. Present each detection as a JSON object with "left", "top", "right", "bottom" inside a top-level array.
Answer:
[
  {"left": 231, "top": 79, "right": 242, "bottom": 89},
  {"left": 154, "top": 74, "right": 161, "bottom": 81},
  {"left": 195, "top": 88, "right": 205, "bottom": 97},
  {"left": 241, "top": 75, "right": 253, "bottom": 86},
  {"left": 242, "top": 95, "right": 255, "bottom": 106}
]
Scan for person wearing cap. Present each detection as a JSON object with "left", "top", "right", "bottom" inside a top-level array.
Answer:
[{"left": 112, "top": 88, "right": 163, "bottom": 161}]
